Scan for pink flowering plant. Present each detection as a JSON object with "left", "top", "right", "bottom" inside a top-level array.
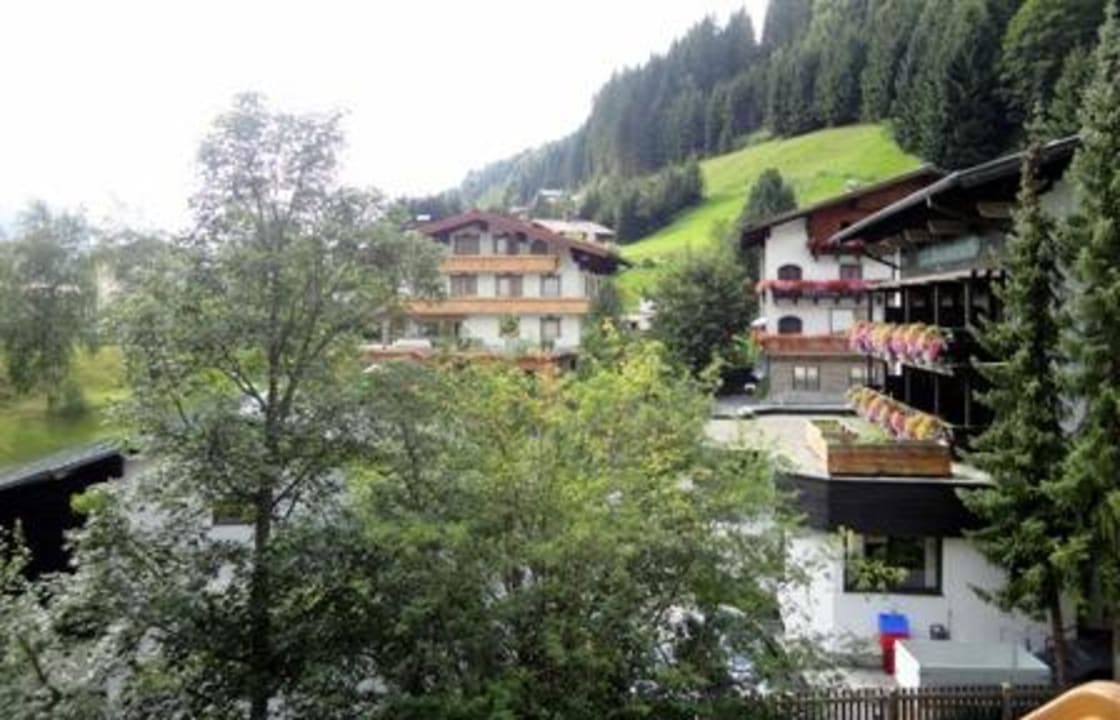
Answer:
[{"left": 846, "top": 322, "right": 951, "bottom": 365}]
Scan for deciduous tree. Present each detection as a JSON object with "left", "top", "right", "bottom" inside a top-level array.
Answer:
[{"left": 0, "top": 203, "right": 97, "bottom": 412}]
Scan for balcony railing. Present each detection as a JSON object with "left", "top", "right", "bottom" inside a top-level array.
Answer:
[
  {"left": 440, "top": 255, "right": 559, "bottom": 274},
  {"left": 756, "top": 278, "right": 877, "bottom": 301},
  {"left": 847, "top": 321, "right": 977, "bottom": 373},
  {"left": 409, "top": 297, "right": 591, "bottom": 317},
  {"left": 755, "top": 333, "right": 858, "bottom": 356}
]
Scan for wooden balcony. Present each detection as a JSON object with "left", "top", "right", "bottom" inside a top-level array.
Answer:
[
  {"left": 409, "top": 297, "right": 591, "bottom": 317},
  {"left": 440, "top": 255, "right": 559, "bottom": 274},
  {"left": 756, "top": 333, "right": 858, "bottom": 357}
]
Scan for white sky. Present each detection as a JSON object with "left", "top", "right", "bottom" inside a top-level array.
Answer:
[{"left": 0, "top": 0, "right": 768, "bottom": 232}]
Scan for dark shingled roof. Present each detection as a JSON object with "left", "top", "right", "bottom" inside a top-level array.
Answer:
[
  {"left": 0, "top": 442, "right": 123, "bottom": 494},
  {"left": 827, "top": 136, "right": 1080, "bottom": 248}
]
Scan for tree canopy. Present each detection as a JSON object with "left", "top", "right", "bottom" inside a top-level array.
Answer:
[{"left": 0, "top": 203, "right": 97, "bottom": 412}]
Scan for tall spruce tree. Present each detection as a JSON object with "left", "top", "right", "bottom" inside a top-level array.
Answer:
[
  {"left": 964, "top": 131, "right": 1071, "bottom": 686},
  {"left": 1044, "top": 47, "right": 1095, "bottom": 139},
  {"left": 860, "top": 0, "right": 922, "bottom": 120},
  {"left": 1000, "top": 0, "right": 1105, "bottom": 130},
  {"left": 1053, "top": 0, "right": 1120, "bottom": 680}
]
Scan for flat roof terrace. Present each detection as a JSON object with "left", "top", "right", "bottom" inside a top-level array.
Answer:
[{"left": 707, "top": 414, "right": 989, "bottom": 536}]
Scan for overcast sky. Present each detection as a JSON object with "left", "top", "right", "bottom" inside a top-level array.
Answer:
[{"left": 0, "top": 0, "right": 768, "bottom": 232}]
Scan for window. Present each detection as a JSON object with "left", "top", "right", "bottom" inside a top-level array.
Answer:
[
  {"left": 849, "top": 364, "right": 868, "bottom": 387},
  {"left": 452, "top": 234, "right": 481, "bottom": 255},
  {"left": 494, "top": 234, "right": 520, "bottom": 255},
  {"left": 777, "top": 264, "right": 803, "bottom": 281},
  {"left": 584, "top": 274, "right": 601, "bottom": 299},
  {"left": 449, "top": 274, "right": 477, "bottom": 297},
  {"left": 496, "top": 274, "right": 523, "bottom": 298},
  {"left": 540, "top": 316, "right": 562, "bottom": 344},
  {"left": 840, "top": 263, "right": 862, "bottom": 280},
  {"left": 530, "top": 239, "right": 550, "bottom": 255},
  {"left": 830, "top": 308, "right": 855, "bottom": 333},
  {"left": 844, "top": 535, "right": 942, "bottom": 595},
  {"left": 777, "top": 315, "right": 803, "bottom": 335},
  {"left": 792, "top": 365, "right": 820, "bottom": 391},
  {"left": 541, "top": 274, "right": 562, "bottom": 297}
]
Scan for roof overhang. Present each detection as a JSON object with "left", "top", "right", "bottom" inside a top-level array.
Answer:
[
  {"left": 739, "top": 166, "right": 944, "bottom": 249},
  {"left": 415, "top": 210, "right": 630, "bottom": 271},
  {"left": 827, "top": 136, "right": 1080, "bottom": 251}
]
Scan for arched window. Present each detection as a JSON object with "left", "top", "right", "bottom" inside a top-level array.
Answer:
[
  {"left": 777, "top": 264, "right": 803, "bottom": 281},
  {"left": 777, "top": 316, "right": 803, "bottom": 335}
]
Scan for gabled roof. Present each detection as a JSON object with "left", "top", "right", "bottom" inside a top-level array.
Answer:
[
  {"left": 828, "top": 136, "right": 1080, "bottom": 248},
  {"left": 740, "top": 166, "right": 944, "bottom": 247},
  {"left": 415, "top": 210, "right": 626, "bottom": 263}
]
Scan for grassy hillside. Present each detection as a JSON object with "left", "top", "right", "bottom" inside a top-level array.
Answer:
[
  {"left": 617, "top": 124, "right": 922, "bottom": 302},
  {"left": 0, "top": 348, "right": 125, "bottom": 468}
]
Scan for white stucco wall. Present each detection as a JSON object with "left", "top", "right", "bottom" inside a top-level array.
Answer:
[
  {"left": 759, "top": 218, "right": 890, "bottom": 335},
  {"left": 780, "top": 531, "right": 1051, "bottom": 657}
]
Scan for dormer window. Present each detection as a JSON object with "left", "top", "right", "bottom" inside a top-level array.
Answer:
[{"left": 777, "top": 264, "right": 803, "bottom": 281}]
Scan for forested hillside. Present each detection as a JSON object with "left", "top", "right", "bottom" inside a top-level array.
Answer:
[
  {"left": 455, "top": 0, "right": 1105, "bottom": 214},
  {"left": 615, "top": 124, "right": 920, "bottom": 301}
]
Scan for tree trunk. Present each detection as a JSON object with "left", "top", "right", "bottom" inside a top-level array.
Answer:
[
  {"left": 1047, "top": 585, "right": 1069, "bottom": 688},
  {"left": 248, "top": 485, "right": 274, "bottom": 720}
]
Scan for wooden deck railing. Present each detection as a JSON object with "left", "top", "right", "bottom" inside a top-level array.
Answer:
[{"left": 747, "top": 684, "right": 1056, "bottom": 720}]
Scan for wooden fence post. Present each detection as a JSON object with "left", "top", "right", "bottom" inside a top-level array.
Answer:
[
  {"left": 1000, "top": 682, "right": 1013, "bottom": 720},
  {"left": 886, "top": 687, "right": 899, "bottom": 720}
]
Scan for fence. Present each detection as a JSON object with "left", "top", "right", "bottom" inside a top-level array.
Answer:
[{"left": 755, "top": 684, "right": 1057, "bottom": 720}]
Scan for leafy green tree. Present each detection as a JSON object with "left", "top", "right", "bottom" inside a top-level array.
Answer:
[
  {"left": 964, "top": 132, "right": 1072, "bottom": 686},
  {"left": 0, "top": 93, "right": 445, "bottom": 718},
  {"left": 1000, "top": 0, "right": 1105, "bottom": 129},
  {"left": 354, "top": 344, "right": 807, "bottom": 717},
  {"left": 1053, "top": 0, "right": 1120, "bottom": 680},
  {"left": 0, "top": 202, "right": 97, "bottom": 412},
  {"left": 650, "top": 245, "right": 755, "bottom": 375}
]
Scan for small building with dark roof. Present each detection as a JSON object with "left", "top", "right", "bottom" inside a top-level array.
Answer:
[{"left": 0, "top": 442, "right": 124, "bottom": 577}]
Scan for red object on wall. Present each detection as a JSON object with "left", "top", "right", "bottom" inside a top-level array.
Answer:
[{"left": 879, "top": 632, "right": 910, "bottom": 674}]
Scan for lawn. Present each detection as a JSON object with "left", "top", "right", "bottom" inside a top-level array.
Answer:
[
  {"left": 0, "top": 348, "right": 126, "bottom": 469},
  {"left": 616, "top": 124, "right": 922, "bottom": 303}
]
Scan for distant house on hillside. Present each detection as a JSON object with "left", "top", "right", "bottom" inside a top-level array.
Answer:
[
  {"left": 533, "top": 218, "right": 617, "bottom": 247},
  {"left": 740, "top": 167, "right": 943, "bottom": 404},
  {"left": 378, "top": 210, "right": 626, "bottom": 354}
]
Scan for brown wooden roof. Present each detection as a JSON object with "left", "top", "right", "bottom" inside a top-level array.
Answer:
[{"left": 415, "top": 210, "right": 626, "bottom": 266}]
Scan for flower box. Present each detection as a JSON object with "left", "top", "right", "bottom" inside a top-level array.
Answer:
[{"left": 806, "top": 417, "right": 952, "bottom": 478}]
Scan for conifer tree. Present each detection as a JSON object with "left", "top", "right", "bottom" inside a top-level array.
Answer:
[
  {"left": 964, "top": 130, "right": 1071, "bottom": 686},
  {"left": 1053, "top": 0, "right": 1120, "bottom": 680},
  {"left": 1000, "top": 0, "right": 1105, "bottom": 129},
  {"left": 739, "top": 169, "right": 797, "bottom": 230},
  {"left": 1044, "top": 48, "right": 1095, "bottom": 139}
]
